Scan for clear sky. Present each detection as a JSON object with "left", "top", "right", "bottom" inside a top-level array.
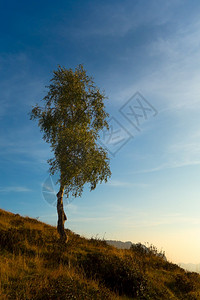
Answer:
[{"left": 1, "top": 0, "right": 200, "bottom": 264}]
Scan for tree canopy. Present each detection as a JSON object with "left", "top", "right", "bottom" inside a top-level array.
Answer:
[{"left": 30, "top": 65, "right": 111, "bottom": 240}]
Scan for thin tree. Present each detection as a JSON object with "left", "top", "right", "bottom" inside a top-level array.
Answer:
[{"left": 30, "top": 65, "right": 111, "bottom": 241}]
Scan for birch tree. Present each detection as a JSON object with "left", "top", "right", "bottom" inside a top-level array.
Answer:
[{"left": 30, "top": 65, "right": 111, "bottom": 241}]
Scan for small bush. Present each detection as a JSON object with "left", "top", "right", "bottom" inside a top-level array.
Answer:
[{"left": 78, "top": 250, "right": 150, "bottom": 298}]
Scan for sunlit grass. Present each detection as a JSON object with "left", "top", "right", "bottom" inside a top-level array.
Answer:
[{"left": 0, "top": 208, "right": 200, "bottom": 299}]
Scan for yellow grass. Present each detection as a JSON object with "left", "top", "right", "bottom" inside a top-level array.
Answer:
[{"left": 0, "top": 208, "right": 200, "bottom": 299}]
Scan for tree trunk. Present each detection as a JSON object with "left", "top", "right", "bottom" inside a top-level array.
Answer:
[{"left": 57, "top": 186, "right": 67, "bottom": 242}]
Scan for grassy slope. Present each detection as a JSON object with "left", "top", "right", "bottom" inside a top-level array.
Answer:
[{"left": 0, "top": 209, "right": 200, "bottom": 299}]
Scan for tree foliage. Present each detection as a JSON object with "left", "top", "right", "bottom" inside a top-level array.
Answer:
[{"left": 30, "top": 65, "right": 111, "bottom": 230}]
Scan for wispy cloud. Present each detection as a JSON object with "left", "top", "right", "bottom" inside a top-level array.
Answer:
[
  {"left": 61, "top": 1, "right": 180, "bottom": 39},
  {"left": 121, "top": 213, "right": 200, "bottom": 228},
  {"left": 0, "top": 186, "right": 31, "bottom": 193},
  {"left": 0, "top": 53, "right": 45, "bottom": 118},
  {"left": 134, "top": 160, "right": 200, "bottom": 174},
  {"left": 69, "top": 216, "right": 113, "bottom": 223},
  {"left": 138, "top": 20, "right": 200, "bottom": 110},
  {"left": 112, "top": 15, "right": 200, "bottom": 114},
  {"left": 107, "top": 179, "right": 150, "bottom": 188},
  {"left": 0, "top": 53, "right": 49, "bottom": 167},
  {"left": 0, "top": 125, "right": 50, "bottom": 165}
]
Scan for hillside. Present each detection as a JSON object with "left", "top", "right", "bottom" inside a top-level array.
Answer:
[{"left": 0, "top": 209, "right": 200, "bottom": 299}]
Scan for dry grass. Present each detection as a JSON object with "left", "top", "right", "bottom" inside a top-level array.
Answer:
[{"left": 0, "top": 208, "right": 200, "bottom": 299}]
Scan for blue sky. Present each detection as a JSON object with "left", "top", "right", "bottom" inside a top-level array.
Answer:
[{"left": 1, "top": 0, "right": 200, "bottom": 263}]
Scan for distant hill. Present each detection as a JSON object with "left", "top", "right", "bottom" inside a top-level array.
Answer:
[
  {"left": 106, "top": 240, "right": 167, "bottom": 260},
  {"left": 106, "top": 240, "right": 200, "bottom": 275},
  {"left": 106, "top": 240, "right": 132, "bottom": 249},
  {"left": 179, "top": 263, "right": 200, "bottom": 273},
  {"left": 1, "top": 208, "right": 200, "bottom": 299}
]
